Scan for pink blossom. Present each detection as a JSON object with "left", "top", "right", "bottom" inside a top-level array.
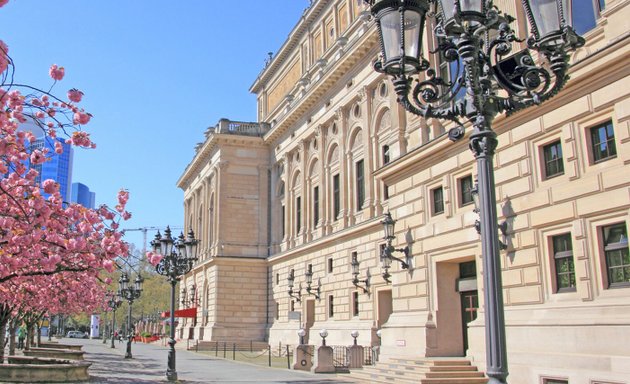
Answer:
[
  {"left": 67, "top": 88, "right": 83, "bottom": 103},
  {"left": 30, "top": 150, "right": 45, "bottom": 165},
  {"left": 73, "top": 111, "right": 91, "bottom": 125},
  {"left": 117, "top": 189, "right": 129, "bottom": 205},
  {"left": 0, "top": 1, "right": 8, "bottom": 8},
  {"left": 42, "top": 179, "right": 58, "bottom": 194},
  {"left": 0, "top": 40, "right": 8, "bottom": 74},
  {"left": 122, "top": 211, "right": 132, "bottom": 220},
  {"left": 147, "top": 252, "right": 163, "bottom": 267},
  {"left": 49, "top": 64, "right": 65, "bottom": 81},
  {"left": 54, "top": 141, "right": 63, "bottom": 154}
]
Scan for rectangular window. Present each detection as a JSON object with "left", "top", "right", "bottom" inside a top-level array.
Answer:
[
  {"left": 590, "top": 120, "right": 616, "bottom": 163},
  {"left": 432, "top": 186, "right": 444, "bottom": 215},
  {"left": 566, "top": 0, "right": 598, "bottom": 35},
  {"left": 552, "top": 233, "right": 576, "bottom": 292},
  {"left": 603, "top": 223, "right": 629, "bottom": 287},
  {"left": 382, "top": 145, "right": 390, "bottom": 165},
  {"left": 296, "top": 197, "right": 302, "bottom": 233},
  {"left": 328, "top": 257, "right": 333, "bottom": 273},
  {"left": 276, "top": 273, "right": 280, "bottom": 285},
  {"left": 328, "top": 295, "right": 334, "bottom": 317},
  {"left": 333, "top": 174, "right": 340, "bottom": 219},
  {"left": 352, "top": 291, "right": 359, "bottom": 317},
  {"left": 460, "top": 175, "right": 474, "bottom": 206},
  {"left": 543, "top": 379, "right": 568, "bottom": 384},
  {"left": 356, "top": 159, "right": 365, "bottom": 211},
  {"left": 383, "top": 184, "right": 389, "bottom": 200},
  {"left": 313, "top": 186, "right": 319, "bottom": 227},
  {"left": 281, "top": 205, "right": 285, "bottom": 238},
  {"left": 290, "top": 300, "right": 295, "bottom": 312},
  {"left": 543, "top": 141, "right": 564, "bottom": 179}
]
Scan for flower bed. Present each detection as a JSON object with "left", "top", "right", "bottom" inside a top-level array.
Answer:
[{"left": 0, "top": 356, "right": 91, "bottom": 382}]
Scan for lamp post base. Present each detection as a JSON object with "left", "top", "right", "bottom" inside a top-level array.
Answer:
[
  {"left": 166, "top": 369, "right": 177, "bottom": 382},
  {"left": 166, "top": 338, "right": 177, "bottom": 381}
]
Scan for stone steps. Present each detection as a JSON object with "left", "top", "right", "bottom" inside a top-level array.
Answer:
[{"left": 348, "top": 357, "right": 488, "bottom": 384}]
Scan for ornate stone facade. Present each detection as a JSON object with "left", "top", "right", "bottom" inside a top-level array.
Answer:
[{"left": 177, "top": 1, "right": 630, "bottom": 383}]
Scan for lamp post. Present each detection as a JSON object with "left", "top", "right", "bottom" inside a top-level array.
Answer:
[
  {"left": 380, "top": 212, "right": 411, "bottom": 283},
  {"left": 118, "top": 272, "right": 144, "bottom": 358},
  {"left": 364, "top": 1, "right": 583, "bottom": 382},
  {"left": 152, "top": 226, "right": 199, "bottom": 382},
  {"left": 108, "top": 293, "right": 123, "bottom": 348}
]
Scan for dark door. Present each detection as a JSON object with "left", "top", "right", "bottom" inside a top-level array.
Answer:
[{"left": 460, "top": 290, "right": 478, "bottom": 352}]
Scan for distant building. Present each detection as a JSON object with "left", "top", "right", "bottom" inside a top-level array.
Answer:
[
  {"left": 20, "top": 121, "right": 74, "bottom": 203},
  {"left": 71, "top": 182, "right": 96, "bottom": 209}
]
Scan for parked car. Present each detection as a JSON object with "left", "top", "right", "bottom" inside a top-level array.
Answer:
[{"left": 66, "top": 331, "right": 88, "bottom": 339}]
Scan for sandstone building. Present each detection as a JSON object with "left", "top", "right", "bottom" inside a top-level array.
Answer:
[{"left": 176, "top": 0, "right": 630, "bottom": 382}]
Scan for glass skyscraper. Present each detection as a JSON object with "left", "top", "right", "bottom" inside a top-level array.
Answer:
[{"left": 71, "top": 182, "right": 96, "bottom": 209}]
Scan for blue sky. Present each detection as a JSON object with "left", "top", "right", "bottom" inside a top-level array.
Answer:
[{"left": 0, "top": 1, "right": 310, "bottom": 253}]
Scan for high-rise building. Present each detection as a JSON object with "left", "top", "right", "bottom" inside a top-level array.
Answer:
[
  {"left": 71, "top": 182, "right": 95, "bottom": 209},
  {"left": 21, "top": 121, "right": 74, "bottom": 203}
]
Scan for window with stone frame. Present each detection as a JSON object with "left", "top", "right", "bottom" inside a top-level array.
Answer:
[
  {"left": 459, "top": 175, "right": 474, "bottom": 207},
  {"left": 590, "top": 120, "right": 617, "bottom": 163},
  {"left": 542, "top": 378, "right": 568, "bottom": 384},
  {"left": 382, "top": 144, "right": 390, "bottom": 165},
  {"left": 328, "top": 295, "right": 334, "bottom": 318},
  {"left": 356, "top": 159, "right": 365, "bottom": 211},
  {"left": 565, "top": 0, "right": 604, "bottom": 35},
  {"left": 313, "top": 186, "right": 320, "bottom": 227},
  {"left": 333, "top": 173, "right": 341, "bottom": 219},
  {"left": 352, "top": 291, "right": 359, "bottom": 317},
  {"left": 432, "top": 186, "right": 444, "bottom": 215},
  {"left": 603, "top": 223, "right": 630, "bottom": 288},
  {"left": 296, "top": 196, "right": 302, "bottom": 233},
  {"left": 551, "top": 233, "right": 576, "bottom": 292},
  {"left": 542, "top": 140, "right": 564, "bottom": 179}
]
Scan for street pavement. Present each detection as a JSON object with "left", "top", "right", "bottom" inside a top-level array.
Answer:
[{"left": 59, "top": 338, "right": 352, "bottom": 384}]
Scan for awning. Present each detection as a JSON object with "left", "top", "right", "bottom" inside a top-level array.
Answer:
[{"left": 161, "top": 307, "right": 197, "bottom": 318}]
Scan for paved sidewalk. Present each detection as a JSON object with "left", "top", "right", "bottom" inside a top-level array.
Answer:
[{"left": 59, "top": 338, "right": 352, "bottom": 384}]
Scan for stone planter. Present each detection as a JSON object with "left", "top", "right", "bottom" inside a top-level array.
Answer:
[
  {"left": 23, "top": 348, "right": 85, "bottom": 360},
  {"left": 38, "top": 342, "right": 83, "bottom": 351},
  {"left": 0, "top": 356, "right": 91, "bottom": 382}
]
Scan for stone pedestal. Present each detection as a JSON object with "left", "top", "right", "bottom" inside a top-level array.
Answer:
[
  {"left": 292, "top": 345, "right": 313, "bottom": 371},
  {"left": 312, "top": 345, "right": 335, "bottom": 373},
  {"left": 347, "top": 344, "right": 364, "bottom": 369}
]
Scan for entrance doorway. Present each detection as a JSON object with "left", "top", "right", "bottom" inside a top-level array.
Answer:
[
  {"left": 304, "top": 299, "right": 315, "bottom": 344},
  {"left": 377, "top": 289, "right": 393, "bottom": 328},
  {"left": 457, "top": 261, "right": 478, "bottom": 353}
]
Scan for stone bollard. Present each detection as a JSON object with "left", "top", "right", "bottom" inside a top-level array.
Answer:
[
  {"left": 347, "top": 344, "right": 364, "bottom": 369},
  {"left": 312, "top": 345, "right": 335, "bottom": 373},
  {"left": 292, "top": 345, "right": 313, "bottom": 371}
]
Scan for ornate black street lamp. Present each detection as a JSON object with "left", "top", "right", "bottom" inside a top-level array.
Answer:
[
  {"left": 364, "top": 1, "right": 584, "bottom": 382},
  {"left": 287, "top": 269, "right": 302, "bottom": 302},
  {"left": 108, "top": 293, "right": 123, "bottom": 348},
  {"left": 118, "top": 272, "right": 144, "bottom": 358},
  {"left": 151, "top": 226, "right": 199, "bottom": 382}
]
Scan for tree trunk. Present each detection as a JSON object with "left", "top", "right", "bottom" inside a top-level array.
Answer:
[{"left": 8, "top": 320, "right": 17, "bottom": 356}]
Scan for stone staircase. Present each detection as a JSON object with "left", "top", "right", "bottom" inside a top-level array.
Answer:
[{"left": 347, "top": 357, "right": 488, "bottom": 384}]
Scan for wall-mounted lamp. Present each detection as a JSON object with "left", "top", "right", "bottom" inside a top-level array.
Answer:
[
  {"left": 305, "top": 264, "right": 321, "bottom": 300},
  {"left": 381, "top": 212, "right": 412, "bottom": 283},
  {"left": 287, "top": 269, "right": 302, "bottom": 302},
  {"left": 471, "top": 181, "right": 508, "bottom": 250},
  {"left": 319, "top": 329, "right": 328, "bottom": 346},
  {"left": 351, "top": 254, "right": 369, "bottom": 293}
]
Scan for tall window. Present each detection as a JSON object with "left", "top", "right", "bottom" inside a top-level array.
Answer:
[
  {"left": 328, "top": 295, "right": 334, "bottom": 317},
  {"left": 356, "top": 159, "right": 365, "bottom": 211},
  {"left": 333, "top": 174, "right": 340, "bottom": 219},
  {"left": 432, "top": 186, "right": 444, "bottom": 215},
  {"left": 543, "top": 141, "right": 564, "bottom": 179},
  {"left": 382, "top": 145, "right": 390, "bottom": 165},
  {"left": 552, "top": 234, "right": 575, "bottom": 292},
  {"left": 460, "top": 175, "right": 474, "bottom": 206},
  {"left": 590, "top": 120, "right": 616, "bottom": 163},
  {"left": 281, "top": 205, "right": 285, "bottom": 238},
  {"left": 296, "top": 197, "right": 302, "bottom": 233},
  {"left": 352, "top": 291, "right": 359, "bottom": 317},
  {"left": 313, "top": 186, "right": 319, "bottom": 227},
  {"left": 328, "top": 257, "right": 334, "bottom": 273},
  {"left": 603, "top": 223, "right": 629, "bottom": 287},
  {"left": 566, "top": 0, "right": 601, "bottom": 35}
]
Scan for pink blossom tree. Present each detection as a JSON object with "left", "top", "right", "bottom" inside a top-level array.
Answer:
[{"left": 0, "top": 0, "right": 132, "bottom": 348}]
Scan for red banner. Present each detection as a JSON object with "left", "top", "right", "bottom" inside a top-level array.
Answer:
[{"left": 161, "top": 307, "right": 197, "bottom": 318}]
